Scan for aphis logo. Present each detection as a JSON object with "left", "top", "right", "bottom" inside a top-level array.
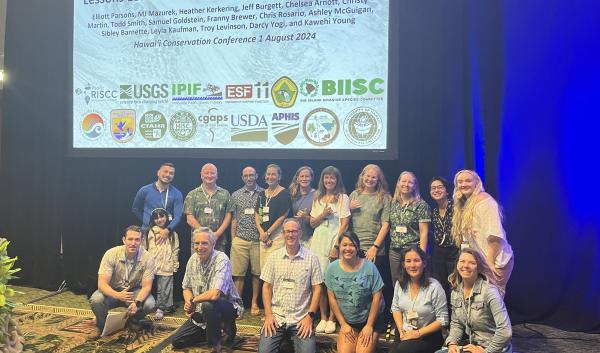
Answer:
[{"left": 271, "top": 112, "right": 300, "bottom": 145}]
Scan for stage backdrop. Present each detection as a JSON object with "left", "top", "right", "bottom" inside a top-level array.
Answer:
[{"left": 1, "top": 0, "right": 598, "bottom": 332}]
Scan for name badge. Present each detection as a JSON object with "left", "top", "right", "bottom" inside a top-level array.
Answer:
[
  {"left": 244, "top": 208, "right": 255, "bottom": 215},
  {"left": 262, "top": 206, "right": 270, "bottom": 214},
  {"left": 407, "top": 310, "right": 419, "bottom": 329},
  {"left": 262, "top": 215, "right": 270, "bottom": 222},
  {"left": 406, "top": 310, "right": 418, "bottom": 320},
  {"left": 204, "top": 207, "right": 213, "bottom": 214},
  {"left": 282, "top": 279, "right": 296, "bottom": 289},
  {"left": 395, "top": 226, "right": 407, "bottom": 233}
]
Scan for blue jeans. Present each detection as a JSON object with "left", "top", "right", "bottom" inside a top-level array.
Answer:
[
  {"left": 258, "top": 324, "right": 316, "bottom": 353},
  {"left": 171, "top": 300, "right": 237, "bottom": 349},
  {"left": 89, "top": 289, "right": 155, "bottom": 330}
]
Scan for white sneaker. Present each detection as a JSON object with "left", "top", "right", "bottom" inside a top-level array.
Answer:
[
  {"left": 315, "top": 319, "right": 327, "bottom": 333},
  {"left": 324, "top": 320, "right": 337, "bottom": 334},
  {"left": 154, "top": 309, "right": 164, "bottom": 320}
]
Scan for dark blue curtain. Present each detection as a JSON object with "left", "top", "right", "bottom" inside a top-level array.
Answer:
[{"left": 1, "top": 0, "right": 598, "bottom": 332}]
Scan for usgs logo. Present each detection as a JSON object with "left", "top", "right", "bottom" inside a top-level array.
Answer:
[{"left": 120, "top": 84, "right": 169, "bottom": 99}]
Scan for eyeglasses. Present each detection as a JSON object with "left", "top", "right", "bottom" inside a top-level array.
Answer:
[
  {"left": 284, "top": 230, "right": 300, "bottom": 235},
  {"left": 430, "top": 185, "right": 446, "bottom": 191}
]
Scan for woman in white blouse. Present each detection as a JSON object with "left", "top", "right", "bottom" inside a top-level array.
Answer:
[{"left": 451, "top": 170, "right": 514, "bottom": 297}]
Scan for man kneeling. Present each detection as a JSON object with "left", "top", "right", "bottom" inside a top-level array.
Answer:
[
  {"left": 89, "top": 225, "right": 156, "bottom": 338},
  {"left": 172, "top": 227, "right": 243, "bottom": 353}
]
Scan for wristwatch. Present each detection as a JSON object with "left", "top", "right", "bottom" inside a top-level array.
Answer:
[
  {"left": 135, "top": 300, "right": 142, "bottom": 308},
  {"left": 307, "top": 311, "right": 315, "bottom": 319}
]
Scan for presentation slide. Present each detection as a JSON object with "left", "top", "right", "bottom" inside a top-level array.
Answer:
[{"left": 72, "top": 0, "right": 391, "bottom": 158}]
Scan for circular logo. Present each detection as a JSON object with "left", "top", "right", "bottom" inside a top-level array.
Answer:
[
  {"left": 300, "top": 79, "right": 319, "bottom": 97},
  {"left": 343, "top": 107, "right": 382, "bottom": 146},
  {"left": 139, "top": 110, "right": 167, "bottom": 141},
  {"left": 80, "top": 112, "right": 105, "bottom": 140},
  {"left": 169, "top": 110, "right": 197, "bottom": 141},
  {"left": 303, "top": 108, "right": 340, "bottom": 146}
]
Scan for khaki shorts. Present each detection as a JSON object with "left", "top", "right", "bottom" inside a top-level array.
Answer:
[
  {"left": 259, "top": 231, "right": 285, "bottom": 271},
  {"left": 231, "top": 236, "right": 261, "bottom": 277}
]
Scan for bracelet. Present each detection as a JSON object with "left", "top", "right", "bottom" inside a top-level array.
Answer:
[{"left": 373, "top": 244, "right": 380, "bottom": 249}]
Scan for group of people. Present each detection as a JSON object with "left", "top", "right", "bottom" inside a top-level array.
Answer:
[{"left": 88, "top": 162, "right": 514, "bottom": 353}]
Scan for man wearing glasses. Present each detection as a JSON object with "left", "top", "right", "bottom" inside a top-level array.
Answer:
[
  {"left": 230, "top": 166, "right": 264, "bottom": 316},
  {"left": 259, "top": 218, "right": 322, "bottom": 353}
]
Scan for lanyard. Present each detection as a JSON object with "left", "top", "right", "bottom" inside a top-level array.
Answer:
[
  {"left": 124, "top": 252, "right": 139, "bottom": 286},
  {"left": 201, "top": 184, "right": 214, "bottom": 205},
  {"left": 163, "top": 185, "right": 169, "bottom": 209},
  {"left": 464, "top": 286, "right": 475, "bottom": 344}
]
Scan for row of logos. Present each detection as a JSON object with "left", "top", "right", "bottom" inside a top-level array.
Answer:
[
  {"left": 80, "top": 106, "right": 383, "bottom": 146},
  {"left": 75, "top": 76, "right": 385, "bottom": 109}
]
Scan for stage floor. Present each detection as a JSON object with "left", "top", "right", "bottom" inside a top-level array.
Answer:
[{"left": 12, "top": 286, "right": 600, "bottom": 353}]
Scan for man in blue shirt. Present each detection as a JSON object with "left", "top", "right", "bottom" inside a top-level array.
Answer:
[{"left": 132, "top": 163, "right": 184, "bottom": 243}]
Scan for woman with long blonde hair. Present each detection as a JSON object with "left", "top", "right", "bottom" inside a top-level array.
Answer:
[
  {"left": 450, "top": 170, "right": 514, "bottom": 297},
  {"left": 389, "top": 171, "right": 431, "bottom": 287}
]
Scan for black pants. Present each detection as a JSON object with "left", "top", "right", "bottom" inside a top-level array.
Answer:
[
  {"left": 171, "top": 299, "right": 237, "bottom": 349},
  {"left": 392, "top": 330, "right": 444, "bottom": 353},
  {"left": 432, "top": 245, "right": 459, "bottom": 301}
]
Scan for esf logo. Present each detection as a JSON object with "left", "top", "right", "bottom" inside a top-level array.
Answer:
[
  {"left": 120, "top": 84, "right": 169, "bottom": 99},
  {"left": 230, "top": 114, "right": 268, "bottom": 126},
  {"left": 272, "top": 112, "right": 300, "bottom": 121},
  {"left": 321, "top": 78, "right": 385, "bottom": 96},
  {"left": 225, "top": 82, "right": 269, "bottom": 99}
]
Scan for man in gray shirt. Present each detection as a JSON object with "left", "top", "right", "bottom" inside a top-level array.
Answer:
[
  {"left": 171, "top": 228, "right": 243, "bottom": 352},
  {"left": 89, "top": 226, "right": 156, "bottom": 338}
]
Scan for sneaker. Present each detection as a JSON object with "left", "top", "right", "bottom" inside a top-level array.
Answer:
[
  {"left": 324, "top": 320, "right": 336, "bottom": 334},
  {"left": 154, "top": 309, "right": 164, "bottom": 320},
  {"left": 315, "top": 319, "right": 327, "bottom": 333}
]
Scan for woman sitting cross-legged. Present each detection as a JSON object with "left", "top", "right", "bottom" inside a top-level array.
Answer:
[
  {"left": 391, "top": 246, "right": 448, "bottom": 353},
  {"left": 325, "top": 232, "right": 386, "bottom": 353},
  {"left": 435, "top": 248, "right": 512, "bottom": 353}
]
